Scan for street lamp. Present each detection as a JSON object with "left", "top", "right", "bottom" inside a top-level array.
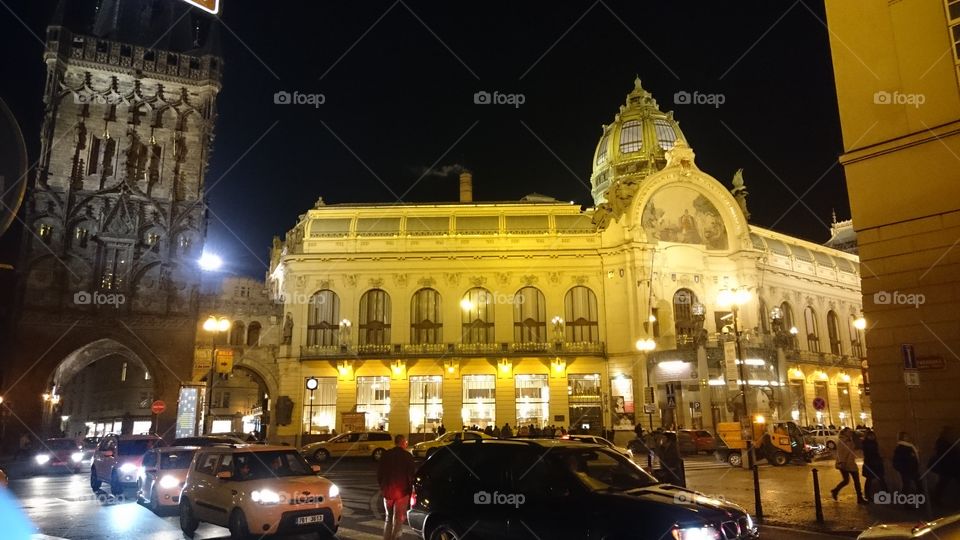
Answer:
[
  {"left": 202, "top": 315, "right": 230, "bottom": 434},
  {"left": 305, "top": 377, "right": 319, "bottom": 435},
  {"left": 717, "top": 287, "right": 763, "bottom": 521}
]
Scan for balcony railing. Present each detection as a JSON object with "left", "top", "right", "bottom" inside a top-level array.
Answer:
[{"left": 300, "top": 340, "right": 605, "bottom": 359}]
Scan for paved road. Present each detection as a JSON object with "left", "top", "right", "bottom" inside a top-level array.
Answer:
[{"left": 8, "top": 458, "right": 851, "bottom": 539}]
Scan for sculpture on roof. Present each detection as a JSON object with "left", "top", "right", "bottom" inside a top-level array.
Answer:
[{"left": 731, "top": 168, "right": 750, "bottom": 220}]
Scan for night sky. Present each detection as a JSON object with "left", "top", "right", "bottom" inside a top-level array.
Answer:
[{"left": 0, "top": 1, "right": 847, "bottom": 279}]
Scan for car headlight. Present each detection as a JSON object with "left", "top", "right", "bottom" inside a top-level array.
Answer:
[
  {"left": 71, "top": 452, "right": 83, "bottom": 463},
  {"left": 672, "top": 526, "right": 721, "bottom": 540},
  {"left": 328, "top": 483, "right": 340, "bottom": 498},
  {"left": 251, "top": 489, "right": 281, "bottom": 504},
  {"left": 159, "top": 475, "right": 180, "bottom": 489},
  {"left": 119, "top": 463, "right": 136, "bottom": 474},
  {"left": 35, "top": 454, "right": 50, "bottom": 465}
]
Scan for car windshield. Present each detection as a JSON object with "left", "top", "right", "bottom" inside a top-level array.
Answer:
[
  {"left": 232, "top": 451, "right": 313, "bottom": 480},
  {"left": 119, "top": 439, "right": 158, "bottom": 455},
  {"left": 46, "top": 439, "right": 78, "bottom": 450},
  {"left": 552, "top": 448, "right": 658, "bottom": 492},
  {"left": 160, "top": 450, "right": 196, "bottom": 470}
]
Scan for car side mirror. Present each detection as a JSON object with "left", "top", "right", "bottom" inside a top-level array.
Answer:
[
  {"left": 311, "top": 464, "right": 321, "bottom": 474},
  {"left": 216, "top": 471, "right": 232, "bottom": 480},
  {"left": 101, "top": 450, "right": 114, "bottom": 457}
]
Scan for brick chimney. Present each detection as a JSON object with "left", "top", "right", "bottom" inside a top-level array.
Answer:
[{"left": 459, "top": 170, "right": 473, "bottom": 203}]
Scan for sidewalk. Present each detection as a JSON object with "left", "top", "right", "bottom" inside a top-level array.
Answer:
[{"left": 684, "top": 458, "right": 938, "bottom": 536}]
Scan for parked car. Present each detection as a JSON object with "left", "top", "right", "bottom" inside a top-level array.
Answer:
[
  {"left": 137, "top": 446, "right": 198, "bottom": 513},
  {"left": 301, "top": 431, "right": 394, "bottom": 462},
  {"left": 33, "top": 438, "right": 83, "bottom": 474},
  {"left": 808, "top": 428, "right": 840, "bottom": 450},
  {"left": 179, "top": 445, "right": 342, "bottom": 538},
  {"left": 408, "top": 438, "right": 758, "bottom": 539},
  {"left": 858, "top": 512, "right": 960, "bottom": 538},
  {"left": 562, "top": 434, "right": 633, "bottom": 458},
  {"left": 678, "top": 429, "right": 717, "bottom": 454},
  {"left": 172, "top": 435, "right": 247, "bottom": 447},
  {"left": 412, "top": 431, "right": 492, "bottom": 459},
  {"left": 90, "top": 433, "right": 163, "bottom": 495}
]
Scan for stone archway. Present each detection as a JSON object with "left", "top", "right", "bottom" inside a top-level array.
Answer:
[{"left": 193, "top": 356, "right": 278, "bottom": 441}]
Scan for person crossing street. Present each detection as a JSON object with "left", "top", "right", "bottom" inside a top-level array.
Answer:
[{"left": 377, "top": 434, "right": 417, "bottom": 540}]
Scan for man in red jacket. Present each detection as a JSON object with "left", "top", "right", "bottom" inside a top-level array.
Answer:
[{"left": 377, "top": 434, "right": 417, "bottom": 540}]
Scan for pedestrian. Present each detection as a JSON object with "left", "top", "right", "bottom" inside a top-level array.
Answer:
[
  {"left": 491, "top": 424, "right": 500, "bottom": 438},
  {"left": 518, "top": 424, "right": 529, "bottom": 437},
  {"left": 831, "top": 428, "right": 868, "bottom": 504},
  {"left": 437, "top": 423, "right": 446, "bottom": 437},
  {"left": 655, "top": 432, "right": 685, "bottom": 487},
  {"left": 893, "top": 431, "right": 921, "bottom": 495},
  {"left": 377, "top": 434, "right": 417, "bottom": 540},
  {"left": 501, "top": 422, "right": 513, "bottom": 438},
  {"left": 17, "top": 433, "right": 30, "bottom": 460},
  {"left": 861, "top": 429, "right": 887, "bottom": 501},
  {"left": 930, "top": 426, "right": 959, "bottom": 505}
]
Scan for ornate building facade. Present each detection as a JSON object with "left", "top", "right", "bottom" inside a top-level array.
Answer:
[
  {"left": 3, "top": 0, "right": 221, "bottom": 440},
  {"left": 263, "top": 80, "right": 869, "bottom": 446}
]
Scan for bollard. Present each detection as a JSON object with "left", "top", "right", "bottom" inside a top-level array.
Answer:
[{"left": 812, "top": 468, "right": 824, "bottom": 523}]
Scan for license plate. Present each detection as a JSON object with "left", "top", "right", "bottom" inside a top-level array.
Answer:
[{"left": 296, "top": 514, "right": 323, "bottom": 525}]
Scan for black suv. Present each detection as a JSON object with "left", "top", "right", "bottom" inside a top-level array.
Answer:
[{"left": 408, "top": 439, "right": 757, "bottom": 540}]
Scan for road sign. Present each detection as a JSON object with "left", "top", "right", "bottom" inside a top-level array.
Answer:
[
  {"left": 180, "top": 0, "right": 220, "bottom": 14},
  {"left": 643, "top": 386, "right": 655, "bottom": 404},
  {"left": 151, "top": 400, "right": 166, "bottom": 415},
  {"left": 724, "top": 341, "right": 739, "bottom": 390},
  {"left": 642, "top": 403, "right": 656, "bottom": 414},
  {"left": 901, "top": 344, "right": 917, "bottom": 370},
  {"left": 215, "top": 349, "right": 234, "bottom": 374},
  {"left": 812, "top": 397, "right": 827, "bottom": 411},
  {"left": 917, "top": 355, "right": 946, "bottom": 370},
  {"left": 904, "top": 371, "right": 921, "bottom": 387}
]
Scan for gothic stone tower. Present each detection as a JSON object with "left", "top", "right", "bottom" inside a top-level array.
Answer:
[{"left": 4, "top": 0, "right": 222, "bottom": 441}]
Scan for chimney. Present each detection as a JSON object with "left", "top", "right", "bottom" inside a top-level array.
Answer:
[{"left": 459, "top": 170, "right": 473, "bottom": 203}]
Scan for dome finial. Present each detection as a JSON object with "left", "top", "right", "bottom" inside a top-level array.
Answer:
[{"left": 634, "top": 75, "right": 643, "bottom": 90}]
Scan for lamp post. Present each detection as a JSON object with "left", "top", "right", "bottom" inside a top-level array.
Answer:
[
  {"left": 718, "top": 287, "right": 763, "bottom": 521},
  {"left": 305, "top": 377, "right": 318, "bottom": 435},
  {"left": 635, "top": 338, "right": 657, "bottom": 431},
  {"left": 202, "top": 315, "right": 230, "bottom": 434}
]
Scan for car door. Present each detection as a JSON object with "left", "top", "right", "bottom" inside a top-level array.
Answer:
[
  {"left": 191, "top": 452, "right": 223, "bottom": 523},
  {"left": 506, "top": 448, "right": 586, "bottom": 539},
  {"left": 205, "top": 454, "right": 235, "bottom": 527},
  {"left": 354, "top": 432, "right": 371, "bottom": 457}
]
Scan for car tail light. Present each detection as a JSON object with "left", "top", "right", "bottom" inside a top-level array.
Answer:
[{"left": 409, "top": 488, "right": 417, "bottom": 507}]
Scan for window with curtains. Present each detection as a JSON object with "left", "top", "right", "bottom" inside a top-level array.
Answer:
[
  {"left": 409, "top": 375, "right": 442, "bottom": 433},
  {"left": 462, "top": 375, "right": 496, "bottom": 428},
  {"left": 514, "top": 287, "right": 546, "bottom": 342},
  {"left": 515, "top": 374, "right": 549, "bottom": 427},
  {"left": 307, "top": 290, "right": 340, "bottom": 346},
  {"left": 564, "top": 286, "right": 599, "bottom": 342},
  {"left": 359, "top": 289, "right": 391, "bottom": 345},
  {"left": 301, "top": 378, "right": 337, "bottom": 434},
  {"left": 827, "top": 311, "right": 842, "bottom": 355},
  {"left": 461, "top": 288, "right": 495, "bottom": 343},
  {"left": 356, "top": 376, "right": 390, "bottom": 430},
  {"left": 410, "top": 288, "right": 442, "bottom": 344},
  {"left": 804, "top": 306, "right": 820, "bottom": 352}
]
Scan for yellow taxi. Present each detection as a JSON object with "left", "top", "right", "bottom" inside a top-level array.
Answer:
[
  {"left": 179, "top": 444, "right": 342, "bottom": 538},
  {"left": 300, "top": 431, "right": 394, "bottom": 462},
  {"left": 411, "top": 430, "right": 492, "bottom": 459}
]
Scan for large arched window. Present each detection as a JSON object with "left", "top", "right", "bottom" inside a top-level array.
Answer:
[
  {"left": 827, "top": 311, "right": 842, "bottom": 355},
  {"left": 359, "top": 289, "right": 391, "bottom": 346},
  {"left": 564, "top": 286, "right": 598, "bottom": 342},
  {"left": 411, "top": 288, "right": 442, "bottom": 344},
  {"left": 307, "top": 290, "right": 340, "bottom": 346},
  {"left": 758, "top": 300, "right": 770, "bottom": 334},
  {"left": 246, "top": 321, "right": 261, "bottom": 347},
  {"left": 619, "top": 120, "right": 643, "bottom": 153},
  {"left": 781, "top": 301, "right": 798, "bottom": 349},
  {"left": 230, "top": 321, "right": 245, "bottom": 346},
  {"left": 849, "top": 315, "right": 865, "bottom": 358},
  {"left": 673, "top": 288, "right": 699, "bottom": 344},
  {"left": 804, "top": 306, "right": 820, "bottom": 352},
  {"left": 461, "top": 288, "right": 495, "bottom": 344},
  {"left": 514, "top": 287, "right": 546, "bottom": 342}
]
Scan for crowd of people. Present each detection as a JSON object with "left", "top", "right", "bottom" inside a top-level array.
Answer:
[{"left": 459, "top": 422, "right": 577, "bottom": 439}]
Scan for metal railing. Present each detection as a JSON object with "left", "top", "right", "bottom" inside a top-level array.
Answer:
[{"left": 299, "top": 340, "right": 605, "bottom": 359}]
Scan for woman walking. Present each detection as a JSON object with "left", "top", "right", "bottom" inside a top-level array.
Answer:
[
  {"left": 861, "top": 429, "right": 887, "bottom": 502},
  {"left": 831, "top": 428, "right": 868, "bottom": 504},
  {"left": 893, "top": 431, "right": 921, "bottom": 495}
]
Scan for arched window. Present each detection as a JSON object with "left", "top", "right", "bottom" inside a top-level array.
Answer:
[
  {"left": 758, "top": 300, "right": 770, "bottom": 334},
  {"left": 461, "top": 288, "right": 494, "bottom": 344},
  {"left": 230, "top": 321, "right": 245, "bottom": 346},
  {"left": 781, "top": 301, "right": 798, "bottom": 349},
  {"left": 827, "top": 311, "right": 842, "bottom": 355},
  {"left": 246, "top": 321, "right": 261, "bottom": 347},
  {"left": 804, "top": 306, "right": 820, "bottom": 352},
  {"left": 359, "top": 289, "right": 391, "bottom": 346},
  {"left": 673, "top": 289, "right": 699, "bottom": 344},
  {"left": 619, "top": 120, "right": 643, "bottom": 153},
  {"left": 514, "top": 287, "right": 546, "bottom": 342},
  {"left": 411, "top": 288, "right": 442, "bottom": 344},
  {"left": 849, "top": 315, "right": 865, "bottom": 358},
  {"left": 307, "top": 290, "right": 340, "bottom": 346},
  {"left": 564, "top": 286, "right": 598, "bottom": 342}
]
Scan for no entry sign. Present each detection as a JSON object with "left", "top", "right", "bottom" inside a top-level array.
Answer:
[{"left": 151, "top": 400, "right": 167, "bottom": 415}]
